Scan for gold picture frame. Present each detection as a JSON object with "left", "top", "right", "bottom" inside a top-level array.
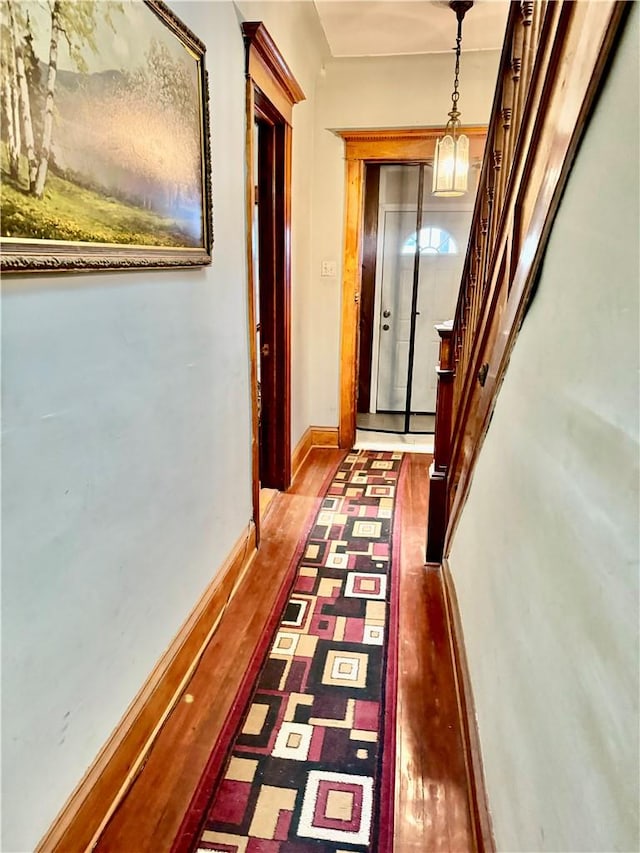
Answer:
[{"left": 1, "top": 0, "right": 212, "bottom": 273}]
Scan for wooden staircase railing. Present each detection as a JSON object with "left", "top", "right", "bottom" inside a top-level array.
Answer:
[{"left": 426, "top": 0, "right": 629, "bottom": 563}]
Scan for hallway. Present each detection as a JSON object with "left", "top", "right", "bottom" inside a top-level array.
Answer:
[
  {"left": 2, "top": 3, "right": 637, "bottom": 850},
  {"left": 93, "top": 449, "right": 475, "bottom": 852}
]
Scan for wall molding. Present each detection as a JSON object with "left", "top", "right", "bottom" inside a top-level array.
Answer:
[
  {"left": 335, "top": 125, "right": 487, "bottom": 162},
  {"left": 242, "top": 22, "right": 305, "bottom": 123},
  {"left": 439, "top": 558, "right": 495, "bottom": 853},
  {"left": 37, "top": 522, "right": 258, "bottom": 853},
  {"left": 291, "top": 425, "right": 340, "bottom": 482}
]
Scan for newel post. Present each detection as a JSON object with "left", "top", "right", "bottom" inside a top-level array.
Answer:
[{"left": 426, "top": 321, "right": 455, "bottom": 563}]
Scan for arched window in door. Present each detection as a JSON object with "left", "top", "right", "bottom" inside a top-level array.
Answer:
[{"left": 402, "top": 226, "right": 458, "bottom": 255}]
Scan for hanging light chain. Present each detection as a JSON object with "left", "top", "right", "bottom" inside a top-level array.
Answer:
[
  {"left": 450, "top": 17, "right": 463, "bottom": 119},
  {"left": 446, "top": 1, "right": 472, "bottom": 132}
]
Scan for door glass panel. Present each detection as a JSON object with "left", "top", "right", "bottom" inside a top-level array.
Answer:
[{"left": 357, "top": 161, "right": 478, "bottom": 435}]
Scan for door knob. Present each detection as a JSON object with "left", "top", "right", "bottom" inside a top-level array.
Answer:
[
  {"left": 383, "top": 309, "right": 391, "bottom": 318},
  {"left": 261, "top": 343, "right": 270, "bottom": 357},
  {"left": 382, "top": 324, "right": 390, "bottom": 331}
]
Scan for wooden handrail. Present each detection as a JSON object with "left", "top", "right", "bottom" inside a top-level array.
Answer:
[{"left": 426, "top": 0, "right": 629, "bottom": 563}]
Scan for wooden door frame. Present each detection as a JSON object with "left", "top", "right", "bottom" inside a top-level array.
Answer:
[
  {"left": 336, "top": 127, "right": 487, "bottom": 449},
  {"left": 242, "top": 23, "right": 304, "bottom": 537}
]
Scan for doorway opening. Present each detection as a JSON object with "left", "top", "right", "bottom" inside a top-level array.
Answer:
[
  {"left": 336, "top": 128, "right": 486, "bottom": 450},
  {"left": 253, "top": 92, "right": 289, "bottom": 493},
  {"left": 356, "top": 160, "right": 478, "bottom": 437},
  {"left": 242, "top": 22, "right": 305, "bottom": 537}
]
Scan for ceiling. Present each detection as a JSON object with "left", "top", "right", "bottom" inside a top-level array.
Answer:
[{"left": 314, "top": 0, "right": 510, "bottom": 57}]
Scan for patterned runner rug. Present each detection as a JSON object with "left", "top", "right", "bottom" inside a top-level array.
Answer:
[{"left": 173, "top": 450, "right": 405, "bottom": 853}]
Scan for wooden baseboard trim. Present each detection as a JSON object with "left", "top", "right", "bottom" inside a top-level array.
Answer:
[
  {"left": 37, "top": 522, "right": 258, "bottom": 853},
  {"left": 440, "top": 558, "right": 496, "bottom": 853},
  {"left": 291, "top": 425, "right": 339, "bottom": 482}
]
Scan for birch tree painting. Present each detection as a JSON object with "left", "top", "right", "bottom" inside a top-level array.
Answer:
[{"left": 0, "top": 0, "right": 206, "bottom": 250}]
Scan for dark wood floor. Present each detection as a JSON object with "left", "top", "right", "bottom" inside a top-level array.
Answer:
[
  {"left": 394, "top": 453, "right": 473, "bottom": 852},
  {"left": 95, "top": 448, "right": 473, "bottom": 852}
]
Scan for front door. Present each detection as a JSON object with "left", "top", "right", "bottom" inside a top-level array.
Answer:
[
  {"left": 371, "top": 163, "right": 474, "bottom": 416},
  {"left": 374, "top": 209, "right": 471, "bottom": 412}
]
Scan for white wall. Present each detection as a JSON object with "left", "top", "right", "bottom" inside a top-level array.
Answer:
[
  {"left": 1, "top": 3, "right": 251, "bottom": 849},
  {"left": 309, "top": 49, "right": 501, "bottom": 426},
  {"left": 1, "top": 3, "right": 332, "bottom": 849},
  {"left": 448, "top": 7, "right": 639, "bottom": 851}
]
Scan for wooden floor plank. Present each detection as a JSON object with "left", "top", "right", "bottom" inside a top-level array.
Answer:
[
  {"left": 94, "top": 448, "right": 474, "bottom": 852},
  {"left": 395, "top": 453, "right": 474, "bottom": 852}
]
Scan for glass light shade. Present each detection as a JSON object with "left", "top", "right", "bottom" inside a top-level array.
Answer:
[{"left": 432, "top": 133, "right": 470, "bottom": 197}]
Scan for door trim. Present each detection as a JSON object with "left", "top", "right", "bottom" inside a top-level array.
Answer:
[
  {"left": 336, "top": 127, "right": 487, "bottom": 449},
  {"left": 243, "top": 23, "right": 304, "bottom": 537}
]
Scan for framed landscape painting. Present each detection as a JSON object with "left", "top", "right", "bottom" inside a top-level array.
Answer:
[{"left": 0, "top": 0, "right": 212, "bottom": 273}]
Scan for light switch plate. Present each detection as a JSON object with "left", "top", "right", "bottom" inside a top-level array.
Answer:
[{"left": 321, "top": 260, "right": 337, "bottom": 277}]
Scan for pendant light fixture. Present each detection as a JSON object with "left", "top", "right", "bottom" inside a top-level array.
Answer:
[{"left": 432, "top": 1, "right": 474, "bottom": 197}]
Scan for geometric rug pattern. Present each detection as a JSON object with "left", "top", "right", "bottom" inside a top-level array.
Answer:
[{"left": 173, "top": 450, "right": 404, "bottom": 853}]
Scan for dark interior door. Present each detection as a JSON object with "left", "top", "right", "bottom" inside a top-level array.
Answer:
[{"left": 255, "top": 91, "right": 289, "bottom": 490}]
